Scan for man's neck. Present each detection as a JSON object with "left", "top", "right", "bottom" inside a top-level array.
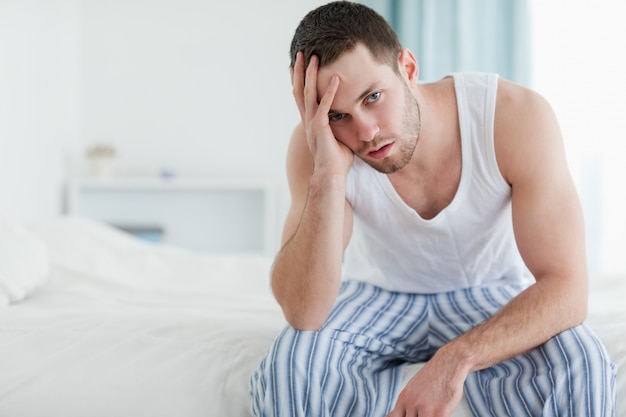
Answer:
[{"left": 387, "top": 78, "right": 462, "bottom": 219}]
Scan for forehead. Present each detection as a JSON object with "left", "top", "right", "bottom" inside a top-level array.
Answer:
[{"left": 316, "top": 44, "right": 396, "bottom": 105}]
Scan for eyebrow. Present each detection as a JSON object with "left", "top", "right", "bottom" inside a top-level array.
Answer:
[
  {"left": 357, "top": 83, "right": 378, "bottom": 103},
  {"left": 328, "top": 82, "right": 379, "bottom": 115}
]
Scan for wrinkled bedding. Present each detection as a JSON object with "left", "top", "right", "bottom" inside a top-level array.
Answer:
[{"left": 0, "top": 218, "right": 623, "bottom": 416}]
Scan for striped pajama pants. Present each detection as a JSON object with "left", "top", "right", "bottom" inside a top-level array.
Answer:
[{"left": 250, "top": 280, "right": 616, "bottom": 417}]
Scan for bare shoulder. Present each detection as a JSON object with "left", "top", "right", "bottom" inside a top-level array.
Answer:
[
  {"left": 494, "top": 78, "right": 567, "bottom": 186},
  {"left": 495, "top": 78, "right": 554, "bottom": 118}
]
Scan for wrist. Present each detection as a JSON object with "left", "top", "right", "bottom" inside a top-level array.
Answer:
[
  {"left": 309, "top": 170, "right": 347, "bottom": 191},
  {"left": 434, "top": 341, "right": 476, "bottom": 379}
]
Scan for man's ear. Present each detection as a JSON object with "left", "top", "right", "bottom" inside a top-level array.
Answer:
[{"left": 398, "top": 48, "right": 419, "bottom": 85}]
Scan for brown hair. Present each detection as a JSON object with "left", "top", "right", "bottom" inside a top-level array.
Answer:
[{"left": 289, "top": 1, "right": 403, "bottom": 71}]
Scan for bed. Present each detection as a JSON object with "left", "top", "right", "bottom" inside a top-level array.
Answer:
[{"left": 0, "top": 216, "right": 624, "bottom": 416}]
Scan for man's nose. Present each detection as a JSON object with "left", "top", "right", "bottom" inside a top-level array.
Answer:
[{"left": 354, "top": 115, "right": 379, "bottom": 143}]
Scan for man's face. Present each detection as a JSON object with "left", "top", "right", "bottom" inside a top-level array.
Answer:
[{"left": 316, "top": 44, "right": 421, "bottom": 174}]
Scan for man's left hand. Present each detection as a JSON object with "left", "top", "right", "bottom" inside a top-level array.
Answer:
[{"left": 385, "top": 349, "right": 468, "bottom": 417}]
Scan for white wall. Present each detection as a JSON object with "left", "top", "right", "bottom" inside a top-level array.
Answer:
[
  {"left": 531, "top": 0, "right": 626, "bottom": 274},
  {"left": 0, "top": 0, "right": 81, "bottom": 222},
  {"left": 0, "top": 0, "right": 326, "bottom": 232}
]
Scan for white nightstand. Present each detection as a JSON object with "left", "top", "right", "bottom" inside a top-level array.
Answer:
[{"left": 66, "top": 177, "right": 277, "bottom": 255}]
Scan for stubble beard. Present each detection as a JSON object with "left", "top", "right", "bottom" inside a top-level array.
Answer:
[{"left": 363, "top": 84, "right": 421, "bottom": 174}]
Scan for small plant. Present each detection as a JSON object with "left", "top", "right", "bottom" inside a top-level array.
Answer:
[
  {"left": 86, "top": 144, "right": 116, "bottom": 159},
  {"left": 86, "top": 143, "right": 116, "bottom": 179}
]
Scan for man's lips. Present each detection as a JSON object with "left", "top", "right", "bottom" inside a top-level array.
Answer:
[{"left": 367, "top": 143, "right": 393, "bottom": 160}]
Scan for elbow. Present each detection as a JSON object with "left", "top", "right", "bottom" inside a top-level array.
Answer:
[
  {"left": 270, "top": 267, "right": 335, "bottom": 332},
  {"left": 564, "top": 285, "right": 589, "bottom": 328},
  {"left": 271, "top": 291, "right": 327, "bottom": 331},
  {"left": 570, "top": 298, "right": 588, "bottom": 327},
  {"left": 277, "top": 297, "right": 329, "bottom": 331},
  {"left": 284, "top": 313, "right": 326, "bottom": 332},
  {"left": 273, "top": 291, "right": 329, "bottom": 331}
]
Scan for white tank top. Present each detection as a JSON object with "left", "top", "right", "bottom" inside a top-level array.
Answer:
[{"left": 342, "top": 72, "right": 530, "bottom": 293}]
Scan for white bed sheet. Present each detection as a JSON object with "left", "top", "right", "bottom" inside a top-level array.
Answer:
[{"left": 0, "top": 218, "right": 623, "bottom": 416}]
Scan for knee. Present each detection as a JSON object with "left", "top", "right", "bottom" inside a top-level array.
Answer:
[
  {"left": 465, "top": 324, "right": 616, "bottom": 416},
  {"left": 549, "top": 324, "right": 615, "bottom": 375},
  {"left": 544, "top": 324, "right": 616, "bottom": 410},
  {"left": 249, "top": 327, "right": 323, "bottom": 416},
  {"left": 249, "top": 357, "right": 272, "bottom": 417}
]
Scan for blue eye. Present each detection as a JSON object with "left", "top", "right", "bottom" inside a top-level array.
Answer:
[
  {"left": 367, "top": 92, "right": 381, "bottom": 103},
  {"left": 329, "top": 113, "right": 345, "bottom": 122}
]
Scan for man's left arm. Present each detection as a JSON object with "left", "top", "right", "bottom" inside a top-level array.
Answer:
[
  {"left": 445, "top": 78, "right": 589, "bottom": 368},
  {"left": 387, "top": 79, "right": 588, "bottom": 417}
]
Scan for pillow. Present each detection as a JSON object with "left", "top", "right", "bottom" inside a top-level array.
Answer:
[{"left": 0, "top": 218, "right": 49, "bottom": 305}]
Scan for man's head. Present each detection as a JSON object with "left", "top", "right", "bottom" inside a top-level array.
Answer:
[
  {"left": 290, "top": 2, "right": 421, "bottom": 175},
  {"left": 289, "top": 1, "right": 402, "bottom": 72}
]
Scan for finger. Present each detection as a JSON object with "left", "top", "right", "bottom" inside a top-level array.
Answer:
[
  {"left": 384, "top": 402, "right": 404, "bottom": 417},
  {"left": 291, "top": 51, "right": 306, "bottom": 119},
  {"left": 384, "top": 406, "right": 406, "bottom": 417},
  {"left": 303, "top": 54, "right": 319, "bottom": 121},
  {"left": 316, "top": 75, "right": 339, "bottom": 119}
]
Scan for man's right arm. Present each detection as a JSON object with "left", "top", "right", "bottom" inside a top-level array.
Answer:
[{"left": 270, "top": 123, "right": 353, "bottom": 331}]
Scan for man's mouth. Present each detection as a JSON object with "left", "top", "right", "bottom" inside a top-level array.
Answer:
[{"left": 367, "top": 143, "right": 393, "bottom": 160}]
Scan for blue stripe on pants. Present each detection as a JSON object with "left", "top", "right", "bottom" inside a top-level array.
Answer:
[{"left": 250, "top": 281, "right": 616, "bottom": 417}]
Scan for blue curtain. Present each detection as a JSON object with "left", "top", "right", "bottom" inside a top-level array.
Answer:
[{"left": 360, "top": 0, "right": 532, "bottom": 86}]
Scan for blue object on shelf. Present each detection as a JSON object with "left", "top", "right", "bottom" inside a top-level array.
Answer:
[{"left": 113, "top": 224, "right": 165, "bottom": 244}]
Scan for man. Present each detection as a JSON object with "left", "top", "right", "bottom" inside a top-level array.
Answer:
[{"left": 250, "top": 1, "right": 616, "bottom": 416}]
